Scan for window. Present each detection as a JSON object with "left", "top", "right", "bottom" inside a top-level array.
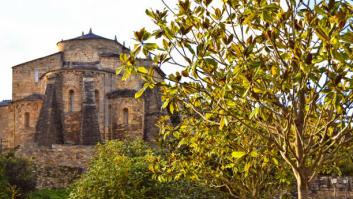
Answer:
[
  {"left": 95, "top": 90, "right": 99, "bottom": 112},
  {"left": 108, "top": 104, "right": 112, "bottom": 127},
  {"left": 34, "top": 68, "right": 39, "bottom": 83},
  {"left": 24, "top": 112, "right": 30, "bottom": 128},
  {"left": 123, "top": 108, "right": 129, "bottom": 125},
  {"left": 108, "top": 104, "right": 112, "bottom": 140},
  {"left": 69, "top": 90, "right": 74, "bottom": 112}
]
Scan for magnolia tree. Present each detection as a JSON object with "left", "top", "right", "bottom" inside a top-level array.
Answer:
[
  {"left": 118, "top": 0, "right": 353, "bottom": 198},
  {"left": 152, "top": 115, "right": 293, "bottom": 198}
]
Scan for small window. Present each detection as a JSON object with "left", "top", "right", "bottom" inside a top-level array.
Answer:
[
  {"left": 95, "top": 90, "right": 99, "bottom": 112},
  {"left": 24, "top": 112, "right": 30, "bottom": 128},
  {"left": 34, "top": 68, "right": 39, "bottom": 83},
  {"left": 123, "top": 108, "right": 129, "bottom": 125},
  {"left": 108, "top": 104, "right": 112, "bottom": 127},
  {"left": 69, "top": 90, "right": 74, "bottom": 112}
]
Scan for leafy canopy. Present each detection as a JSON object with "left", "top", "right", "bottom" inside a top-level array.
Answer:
[
  {"left": 69, "top": 140, "right": 230, "bottom": 199},
  {"left": 118, "top": 0, "right": 353, "bottom": 198}
]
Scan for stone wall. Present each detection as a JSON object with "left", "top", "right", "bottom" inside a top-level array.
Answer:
[
  {"left": 57, "top": 39, "right": 123, "bottom": 63},
  {"left": 0, "top": 100, "right": 43, "bottom": 149},
  {"left": 13, "top": 100, "right": 43, "bottom": 147},
  {"left": 0, "top": 105, "right": 12, "bottom": 148},
  {"left": 60, "top": 70, "right": 84, "bottom": 144},
  {"left": 309, "top": 176, "right": 353, "bottom": 198},
  {"left": 143, "top": 88, "right": 162, "bottom": 141},
  {"left": 12, "top": 53, "right": 62, "bottom": 101},
  {"left": 110, "top": 95, "right": 144, "bottom": 139},
  {"left": 100, "top": 56, "right": 121, "bottom": 71},
  {"left": 16, "top": 144, "right": 95, "bottom": 189}
]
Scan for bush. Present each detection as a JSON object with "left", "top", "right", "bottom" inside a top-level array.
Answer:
[
  {"left": 27, "top": 188, "right": 69, "bottom": 199},
  {"left": 69, "top": 140, "right": 229, "bottom": 199},
  {"left": 0, "top": 151, "right": 36, "bottom": 199}
]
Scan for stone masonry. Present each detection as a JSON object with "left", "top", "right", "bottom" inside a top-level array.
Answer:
[
  {"left": 16, "top": 143, "right": 95, "bottom": 188},
  {"left": 0, "top": 30, "right": 164, "bottom": 188},
  {"left": 80, "top": 76, "right": 101, "bottom": 145},
  {"left": 0, "top": 29, "right": 163, "bottom": 149}
]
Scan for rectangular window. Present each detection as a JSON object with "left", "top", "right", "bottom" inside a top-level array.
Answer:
[
  {"left": 69, "top": 90, "right": 74, "bottom": 112},
  {"left": 25, "top": 112, "right": 30, "bottom": 128},
  {"left": 34, "top": 68, "right": 39, "bottom": 83},
  {"left": 123, "top": 108, "right": 129, "bottom": 125}
]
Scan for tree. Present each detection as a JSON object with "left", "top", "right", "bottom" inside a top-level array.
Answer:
[
  {"left": 69, "top": 140, "right": 230, "bottom": 199},
  {"left": 118, "top": 0, "right": 353, "bottom": 198},
  {"left": 151, "top": 115, "right": 293, "bottom": 198}
]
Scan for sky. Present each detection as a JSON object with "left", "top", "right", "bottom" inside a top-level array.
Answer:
[{"left": 0, "top": 0, "right": 170, "bottom": 101}]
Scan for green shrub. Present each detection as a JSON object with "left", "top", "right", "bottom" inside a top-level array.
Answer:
[
  {"left": 0, "top": 151, "right": 36, "bottom": 199},
  {"left": 26, "top": 188, "right": 69, "bottom": 199},
  {"left": 69, "top": 140, "right": 229, "bottom": 199}
]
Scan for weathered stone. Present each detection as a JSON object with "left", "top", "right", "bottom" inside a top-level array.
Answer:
[
  {"left": 0, "top": 30, "right": 164, "bottom": 189},
  {"left": 80, "top": 77, "right": 101, "bottom": 145},
  {"left": 16, "top": 143, "right": 94, "bottom": 189},
  {"left": 0, "top": 31, "right": 163, "bottom": 148},
  {"left": 35, "top": 81, "right": 64, "bottom": 146}
]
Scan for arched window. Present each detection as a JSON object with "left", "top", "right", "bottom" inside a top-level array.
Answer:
[
  {"left": 95, "top": 90, "right": 99, "bottom": 112},
  {"left": 24, "top": 112, "right": 30, "bottom": 128},
  {"left": 123, "top": 108, "right": 129, "bottom": 125},
  {"left": 69, "top": 90, "right": 74, "bottom": 112}
]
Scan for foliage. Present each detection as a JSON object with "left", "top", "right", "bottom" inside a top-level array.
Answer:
[
  {"left": 26, "top": 188, "right": 70, "bottom": 199},
  {"left": 334, "top": 147, "right": 353, "bottom": 176},
  {"left": 151, "top": 116, "right": 293, "bottom": 198},
  {"left": 69, "top": 140, "right": 229, "bottom": 199},
  {"left": 0, "top": 151, "right": 36, "bottom": 199},
  {"left": 118, "top": 0, "right": 353, "bottom": 198},
  {"left": 0, "top": 163, "right": 7, "bottom": 195},
  {"left": 339, "top": 159, "right": 353, "bottom": 176}
]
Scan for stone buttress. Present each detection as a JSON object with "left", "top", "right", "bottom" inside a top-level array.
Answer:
[
  {"left": 80, "top": 75, "right": 101, "bottom": 144},
  {"left": 35, "top": 74, "right": 64, "bottom": 146}
]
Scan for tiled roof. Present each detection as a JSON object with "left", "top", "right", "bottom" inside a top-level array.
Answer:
[
  {"left": 0, "top": 100, "right": 11, "bottom": 107},
  {"left": 61, "top": 29, "right": 113, "bottom": 42},
  {"left": 22, "top": 94, "right": 44, "bottom": 101},
  {"left": 12, "top": 52, "right": 62, "bottom": 68},
  {"left": 106, "top": 89, "right": 137, "bottom": 99},
  {"left": 58, "top": 29, "right": 130, "bottom": 52},
  {"left": 73, "top": 32, "right": 110, "bottom": 40}
]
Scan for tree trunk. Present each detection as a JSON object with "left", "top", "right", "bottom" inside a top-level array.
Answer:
[
  {"left": 251, "top": 188, "right": 257, "bottom": 199},
  {"left": 294, "top": 170, "right": 311, "bottom": 199}
]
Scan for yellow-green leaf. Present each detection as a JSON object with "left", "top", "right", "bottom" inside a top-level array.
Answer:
[
  {"left": 272, "top": 157, "right": 279, "bottom": 166},
  {"left": 271, "top": 65, "right": 279, "bottom": 76},
  {"left": 253, "top": 87, "right": 264, "bottom": 94},
  {"left": 315, "top": 27, "right": 329, "bottom": 41},
  {"left": 116, "top": 66, "right": 123, "bottom": 75},
  {"left": 250, "top": 151, "right": 258, "bottom": 157},
  {"left": 244, "top": 162, "right": 251, "bottom": 173},
  {"left": 135, "top": 87, "right": 146, "bottom": 98},
  {"left": 219, "top": 116, "right": 228, "bottom": 130},
  {"left": 137, "top": 66, "right": 148, "bottom": 74},
  {"left": 232, "top": 151, "right": 246, "bottom": 159}
]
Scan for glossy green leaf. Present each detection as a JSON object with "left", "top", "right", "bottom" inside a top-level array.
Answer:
[{"left": 232, "top": 151, "right": 246, "bottom": 159}]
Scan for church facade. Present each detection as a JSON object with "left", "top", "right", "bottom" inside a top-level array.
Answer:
[{"left": 0, "top": 30, "right": 162, "bottom": 148}]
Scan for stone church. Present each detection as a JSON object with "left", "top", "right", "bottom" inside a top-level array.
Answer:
[{"left": 0, "top": 29, "right": 163, "bottom": 149}]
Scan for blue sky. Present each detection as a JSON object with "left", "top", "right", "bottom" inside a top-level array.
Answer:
[{"left": 0, "top": 0, "right": 169, "bottom": 100}]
